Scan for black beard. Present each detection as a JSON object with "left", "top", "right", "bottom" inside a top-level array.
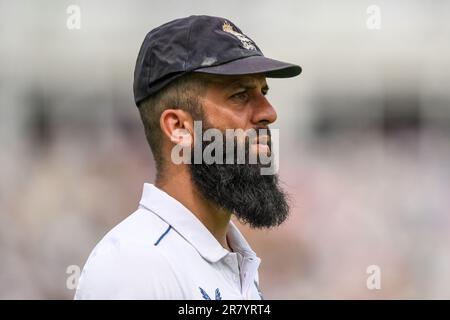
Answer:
[{"left": 189, "top": 123, "right": 290, "bottom": 229}]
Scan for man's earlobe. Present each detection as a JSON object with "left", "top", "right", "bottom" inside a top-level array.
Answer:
[
  {"left": 170, "top": 127, "right": 193, "bottom": 165},
  {"left": 170, "top": 128, "right": 192, "bottom": 146}
]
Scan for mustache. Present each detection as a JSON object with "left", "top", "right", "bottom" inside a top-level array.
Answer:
[
  {"left": 194, "top": 126, "right": 273, "bottom": 165},
  {"left": 202, "top": 125, "right": 273, "bottom": 148}
]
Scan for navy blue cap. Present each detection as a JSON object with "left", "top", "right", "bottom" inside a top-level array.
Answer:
[{"left": 133, "top": 15, "right": 302, "bottom": 106}]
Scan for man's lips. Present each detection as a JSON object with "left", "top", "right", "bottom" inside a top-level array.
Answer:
[
  {"left": 252, "top": 135, "right": 271, "bottom": 155},
  {"left": 254, "top": 135, "right": 271, "bottom": 146},
  {"left": 254, "top": 135, "right": 271, "bottom": 148}
]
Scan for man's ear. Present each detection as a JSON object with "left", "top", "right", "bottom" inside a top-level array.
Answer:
[{"left": 160, "top": 109, "right": 193, "bottom": 146}]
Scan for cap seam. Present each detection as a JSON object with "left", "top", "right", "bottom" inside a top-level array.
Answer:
[
  {"left": 184, "top": 20, "right": 194, "bottom": 71},
  {"left": 193, "top": 52, "right": 263, "bottom": 71},
  {"left": 146, "top": 46, "right": 151, "bottom": 97}
]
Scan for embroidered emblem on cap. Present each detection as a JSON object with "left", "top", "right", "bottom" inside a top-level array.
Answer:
[{"left": 222, "top": 21, "right": 256, "bottom": 51}]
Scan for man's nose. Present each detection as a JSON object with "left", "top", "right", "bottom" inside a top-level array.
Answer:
[{"left": 252, "top": 95, "right": 278, "bottom": 126}]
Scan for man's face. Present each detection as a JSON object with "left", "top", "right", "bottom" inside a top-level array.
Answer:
[
  {"left": 198, "top": 74, "right": 276, "bottom": 158},
  {"left": 188, "top": 73, "right": 290, "bottom": 229}
]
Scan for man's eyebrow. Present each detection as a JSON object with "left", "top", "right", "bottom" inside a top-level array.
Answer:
[{"left": 227, "top": 80, "right": 269, "bottom": 91}]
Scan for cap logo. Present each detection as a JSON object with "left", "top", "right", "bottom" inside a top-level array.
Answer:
[{"left": 222, "top": 21, "right": 256, "bottom": 51}]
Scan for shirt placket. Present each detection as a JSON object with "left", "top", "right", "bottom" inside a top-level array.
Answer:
[{"left": 222, "top": 253, "right": 242, "bottom": 297}]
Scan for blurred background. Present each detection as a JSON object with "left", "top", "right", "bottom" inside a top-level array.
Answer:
[{"left": 1, "top": 0, "right": 449, "bottom": 299}]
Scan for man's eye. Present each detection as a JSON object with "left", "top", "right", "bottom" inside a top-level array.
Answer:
[{"left": 231, "top": 91, "right": 249, "bottom": 101}]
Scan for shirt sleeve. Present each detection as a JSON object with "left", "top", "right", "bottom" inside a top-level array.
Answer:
[{"left": 74, "top": 239, "right": 183, "bottom": 299}]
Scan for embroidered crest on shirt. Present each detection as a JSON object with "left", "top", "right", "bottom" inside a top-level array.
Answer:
[
  {"left": 222, "top": 21, "right": 256, "bottom": 51},
  {"left": 199, "top": 287, "right": 222, "bottom": 300}
]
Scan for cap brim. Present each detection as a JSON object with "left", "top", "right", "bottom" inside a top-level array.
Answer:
[{"left": 193, "top": 55, "right": 302, "bottom": 78}]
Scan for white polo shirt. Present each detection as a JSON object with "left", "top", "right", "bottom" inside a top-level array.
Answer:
[{"left": 74, "top": 183, "right": 263, "bottom": 300}]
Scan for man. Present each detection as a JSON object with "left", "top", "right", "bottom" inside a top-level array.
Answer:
[{"left": 75, "top": 15, "right": 301, "bottom": 300}]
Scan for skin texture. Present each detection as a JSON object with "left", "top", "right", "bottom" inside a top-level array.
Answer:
[{"left": 155, "top": 73, "right": 277, "bottom": 250}]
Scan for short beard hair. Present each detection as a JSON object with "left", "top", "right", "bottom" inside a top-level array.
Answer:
[{"left": 189, "top": 119, "right": 290, "bottom": 229}]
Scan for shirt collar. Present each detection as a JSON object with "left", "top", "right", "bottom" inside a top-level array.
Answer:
[{"left": 138, "top": 183, "right": 259, "bottom": 264}]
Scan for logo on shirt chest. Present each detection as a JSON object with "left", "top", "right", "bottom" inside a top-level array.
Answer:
[{"left": 199, "top": 287, "right": 222, "bottom": 300}]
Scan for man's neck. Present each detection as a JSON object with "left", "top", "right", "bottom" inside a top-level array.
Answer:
[{"left": 155, "top": 169, "right": 232, "bottom": 251}]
